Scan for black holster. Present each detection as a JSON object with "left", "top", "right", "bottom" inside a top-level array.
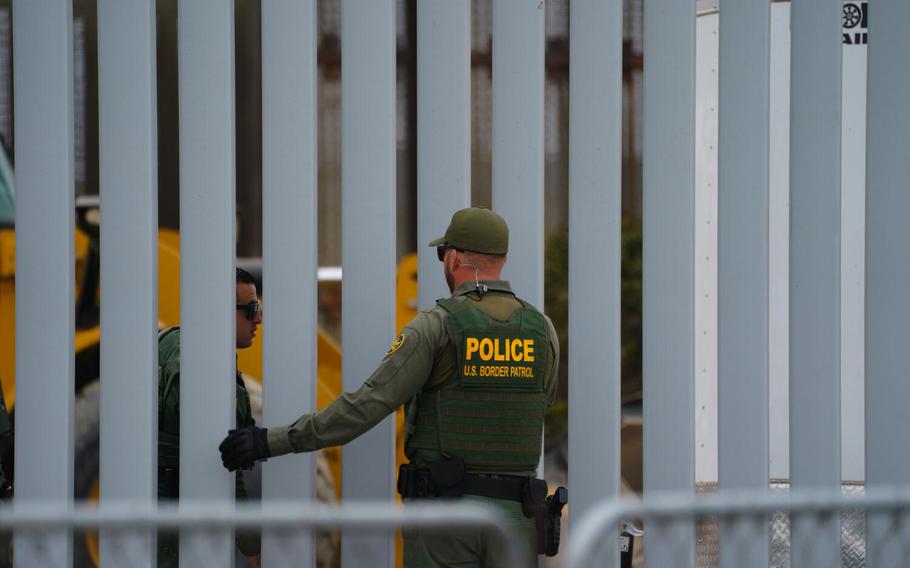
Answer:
[
  {"left": 535, "top": 486, "right": 567, "bottom": 557},
  {"left": 397, "top": 461, "right": 567, "bottom": 557},
  {"left": 158, "top": 466, "right": 180, "bottom": 499},
  {"left": 397, "top": 459, "right": 466, "bottom": 500}
]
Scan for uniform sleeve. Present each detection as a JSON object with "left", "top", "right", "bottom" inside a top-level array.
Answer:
[
  {"left": 543, "top": 315, "right": 561, "bottom": 410},
  {"left": 267, "top": 312, "right": 443, "bottom": 457}
]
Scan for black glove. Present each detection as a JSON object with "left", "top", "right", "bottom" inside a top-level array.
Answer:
[{"left": 219, "top": 426, "right": 270, "bottom": 471}]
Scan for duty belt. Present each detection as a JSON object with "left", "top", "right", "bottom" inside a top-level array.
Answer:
[
  {"left": 397, "top": 458, "right": 568, "bottom": 557},
  {"left": 397, "top": 462, "right": 531, "bottom": 502}
]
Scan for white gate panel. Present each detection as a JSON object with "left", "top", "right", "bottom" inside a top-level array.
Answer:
[
  {"left": 767, "top": 5, "right": 792, "bottom": 482},
  {"left": 694, "top": 9, "right": 718, "bottom": 486},
  {"left": 696, "top": 3, "right": 869, "bottom": 486},
  {"left": 840, "top": 2, "right": 868, "bottom": 485}
]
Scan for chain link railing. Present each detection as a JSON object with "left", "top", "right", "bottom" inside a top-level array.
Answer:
[{"left": 569, "top": 486, "right": 910, "bottom": 568}]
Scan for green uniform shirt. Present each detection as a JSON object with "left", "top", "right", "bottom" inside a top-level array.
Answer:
[
  {"left": 157, "top": 327, "right": 260, "bottom": 559},
  {"left": 267, "top": 280, "right": 560, "bottom": 477}
]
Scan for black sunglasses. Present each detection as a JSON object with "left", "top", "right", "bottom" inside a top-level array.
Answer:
[
  {"left": 236, "top": 301, "right": 262, "bottom": 321},
  {"left": 436, "top": 246, "right": 463, "bottom": 262}
]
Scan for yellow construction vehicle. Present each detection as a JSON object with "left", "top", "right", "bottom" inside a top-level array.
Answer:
[{"left": 0, "top": 147, "right": 418, "bottom": 565}]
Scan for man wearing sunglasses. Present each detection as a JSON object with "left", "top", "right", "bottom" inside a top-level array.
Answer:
[
  {"left": 219, "top": 207, "right": 562, "bottom": 567},
  {"left": 158, "top": 267, "right": 262, "bottom": 567}
]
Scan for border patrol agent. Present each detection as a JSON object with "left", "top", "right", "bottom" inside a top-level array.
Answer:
[
  {"left": 159, "top": 268, "right": 262, "bottom": 567},
  {"left": 219, "top": 208, "right": 563, "bottom": 567}
]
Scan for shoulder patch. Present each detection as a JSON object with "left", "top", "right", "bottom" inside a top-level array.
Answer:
[{"left": 386, "top": 333, "right": 406, "bottom": 356}]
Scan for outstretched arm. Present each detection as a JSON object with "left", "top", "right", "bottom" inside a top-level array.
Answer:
[
  {"left": 268, "top": 323, "right": 435, "bottom": 456},
  {"left": 220, "top": 312, "right": 443, "bottom": 470}
]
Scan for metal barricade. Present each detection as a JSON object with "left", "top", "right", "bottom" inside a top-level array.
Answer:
[
  {"left": 569, "top": 486, "right": 910, "bottom": 568},
  {"left": 0, "top": 501, "right": 525, "bottom": 567}
]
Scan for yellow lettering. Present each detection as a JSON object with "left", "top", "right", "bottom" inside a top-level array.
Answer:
[
  {"left": 465, "top": 337, "right": 479, "bottom": 360},
  {"left": 523, "top": 339, "right": 535, "bottom": 362},
  {"left": 469, "top": 362, "right": 540, "bottom": 380},
  {"left": 510, "top": 339, "right": 523, "bottom": 362},
  {"left": 494, "top": 339, "right": 506, "bottom": 362},
  {"left": 479, "top": 338, "right": 494, "bottom": 361}
]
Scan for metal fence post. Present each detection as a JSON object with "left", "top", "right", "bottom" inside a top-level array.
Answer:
[
  {"left": 417, "top": 0, "right": 470, "bottom": 309},
  {"left": 261, "top": 1, "right": 319, "bottom": 566},
  {"left": 12, "top": 1, "right": 75, "bottom": 565},
  {"left": 788, "top": 0, "right": 843, "bottom": 564},
  {"left": 642, "top": 0, "right": 696, "bottom": 565},
  {"left": 717, "top": 1, "right": 770, "bottom": 566},
  {"left": 492, "top": 0, "right": 545, "bottom": 310},
  {"left": 341, "top": 2, "right": 397, "bottom": 566},
  {"left": 567, "top": 3, "right": 622, "bottom": 566},
  {"left": 865, "top": 0, "right": 910, "bottom": 565},
  {"left": 97, "top": 1, "right": 158, "bottom": 566},
  {"left": 178, "top": 1, "right": 236, "bottom": 564}
]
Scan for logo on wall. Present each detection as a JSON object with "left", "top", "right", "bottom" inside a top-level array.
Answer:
[{"left": 843, "top": 1, "right": 868, "bottom": 46}]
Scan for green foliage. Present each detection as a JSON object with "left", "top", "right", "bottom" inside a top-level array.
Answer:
[
  {"left": 620, "top": 219, "right": 643, "bottom": 394},
  {"left": 543, "top": 217, "right": 643, "bottom": 436}
]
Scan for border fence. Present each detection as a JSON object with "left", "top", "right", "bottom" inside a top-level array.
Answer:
[{"left": 6, "top": 0, "right": 910, "bottom": 566}]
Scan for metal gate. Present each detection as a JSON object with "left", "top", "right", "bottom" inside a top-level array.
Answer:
[{"left": 7, "top": 0, "right": 910, "bottom": 567}]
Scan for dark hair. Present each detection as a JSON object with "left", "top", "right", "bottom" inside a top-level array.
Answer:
[{"left": 236, "top": 267, "right": 257, "bottom": 286}]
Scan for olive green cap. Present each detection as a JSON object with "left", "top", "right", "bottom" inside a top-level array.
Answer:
[{"left": 428, "top": 207, "right": 509, "bottom": 255}]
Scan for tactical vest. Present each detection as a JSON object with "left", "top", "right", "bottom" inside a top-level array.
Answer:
[
  {"left": 408, "top": 296, "right": 549, "bottom": 473},
  {"left": 157, "top": 327, "right": 182, "bottom": 476}
]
